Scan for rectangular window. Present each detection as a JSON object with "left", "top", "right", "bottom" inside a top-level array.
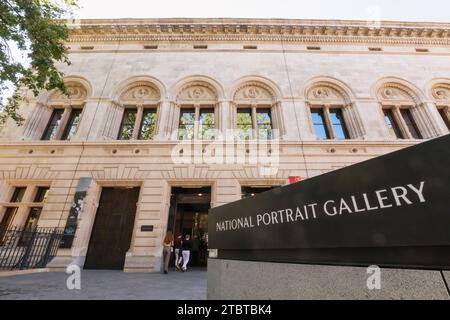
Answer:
[
  {"left": 384, "top": 109, "right": 403, "bottom": 139},
  {"left": 0, "top": 207, "right": 18, "bottom": 244},
  {"left": 400, "top": 109, "right": 422, "bottom": 139},
  {"left": 34, "top": 187, "right": 50, "bottom": 203},
  {"left": 10, "top": 187, "right": 26, "bottom": 203},
  {"left": 311, "top": 109, "right": 330, "bottom": 140},
  {"left": 41, "top": 109, "right": 64, "bottom": 140},
  {"left": 199, "top": 109, "right": 215, "bottom": 140},
  {"left": 61, "top": 109, "right": 82, "bottom": 140},
  {"left": 438, "top": 109, "right": 450, "bottom": 130},
  {"left": 237, "top": 108, "right": 253, "bottom": 139},
  {"left": 178, "top": 109, "right": 196, "bottom": 140},
  {"left": 329, "top": 109, "right": 349, "bottom": 140},
  {"left": 256, "top": 109, "right": 273, "bottom": 139},
  {"left": 118, "top": 109, "right": 137, "bottom": 140},
  {"left": 138, "top": 109, "right": 157, "bottom": 140}
]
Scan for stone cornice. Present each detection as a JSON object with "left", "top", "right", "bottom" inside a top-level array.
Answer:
[{"left": 67, "top": 18, "right": 450, "bottom": 45}]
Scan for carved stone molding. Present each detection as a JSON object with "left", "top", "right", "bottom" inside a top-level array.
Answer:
[
  {"left": 377, "top": 83, "right": 421, "bottom": 104},
  {"left": 67, "top": 19, "right": 450, "bottom": 45},
  {"left": 49, "top": 84, "right": 87, "bottom": 104},
  {"left": 234, "top": 83, "right": 276, "bottom": 104},
  {"left": 432, "top": 84, "right": 450, "bottom": 101},
  {"left": 176, "top": 82, "right": 218, "bottom": 103},
  {"left": 119, "top": 82, "right": 161, "bottom": 104},
  {"left": 0, "top": 165, "right": 57, "bottom": 180},
  {"left": 307, "top": 83, "right": 349, "bottom": 104}
]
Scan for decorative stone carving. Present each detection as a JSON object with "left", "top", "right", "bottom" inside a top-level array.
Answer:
[
  {"left": 306, "top": 83, "right": 347, "bottom": 103},
  {"left": 377, "top": 84, "right": 420, "bottom": 103},
  {"left": 177, "top": 82, "right": 217, "bottom": 102},
  {"left": 49, "top": 84, "right": 87, "bottom": 102},
  {"left": 68, "top": 20, "right": 450, "bottom": 46},
  {"left": 234, "top": 83, "right": 275, "bottom": 102},
  {"left": 432, "top": 85, "right": 450, "bottom": 101},
  {"left": 120, "top": 83, "right": 160, "bottom": 102}
]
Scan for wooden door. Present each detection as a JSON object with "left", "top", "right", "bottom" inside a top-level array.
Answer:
[{"left": 84, "top": 187, "right": 140, "bottom": 270}]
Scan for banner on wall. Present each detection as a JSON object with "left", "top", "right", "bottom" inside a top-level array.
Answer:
[{"left": 59, "top": 177, "right": 92, "bottom": 248}]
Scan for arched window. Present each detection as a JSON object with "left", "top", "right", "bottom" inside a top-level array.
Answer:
[
  {"left": 306, "top": 82, "right": 363, "bottom": 140},
  {"left": 431, "top": 84, "right": 450, "bottom": 131},
  {"left": 175, "top": 81, "right": 218, "bottom": 140},
  {"left": 41, "top": 83, "right": 87, "bottom": 141},
  {"left": 377, "top": 83, "right": 428, "bottom": 140},
  {"left": 116, "top": 82, "right": 161, "bottom": 140},
  {"left": 232, "top": 82, "right": 280, "bottom": 140}
]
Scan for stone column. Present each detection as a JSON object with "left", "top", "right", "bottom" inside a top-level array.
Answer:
[{"left": 155, "top": 100, "right": 172, "bottom": 140}]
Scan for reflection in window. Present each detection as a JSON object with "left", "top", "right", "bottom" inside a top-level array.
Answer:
[
  {"left": 61, "top": 109, "right": 82, "bottom": 140},
  {"left": 311, "top": 109, "right": 330, "bottom": 140},
  {"left": 10, "top": 187, "right": 26, "bottom": 203},
  {"left": 256, "top": 109, "right": 273, "bottom": 140},
  {"left": 42, "top": 109, "right": 64, "bottom": 140},
  {"left": 329, "top": 109, "right": 349, "bottom": 140},
  {"left": 138, "top": 109, "right": 157, "bottom": 140},
  {"left": 237, "top": 109, "right": 253, "bottom": 139},
  {"left": 178, "top": 109, "right": 196, "bottom": 140},
  {"left": 199, "top": 109, "right": 215, "bottom": 140},
  {"left": 118, "top": 109, "right": 137, "bottom": 140},
  {"left": 34, "top": 187, "right": 50, "bottom": 203},
  {"left": 383, "top": 109, "right": 403, "bottom": 139}
]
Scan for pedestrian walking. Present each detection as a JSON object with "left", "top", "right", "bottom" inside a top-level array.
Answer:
[
  {"left": 181, "top": 234, "right": 192, "bottom": 272},
  {"left": 162, "top": 230, "right": 174, "bottom": 274},
  {"left": 174, "top": 234, "right": 183, "bottom": 271}
]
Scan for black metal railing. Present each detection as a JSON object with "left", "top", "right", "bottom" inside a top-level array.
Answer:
[{"left": 0, "top": 226, "right": 64, "bottom": 271}]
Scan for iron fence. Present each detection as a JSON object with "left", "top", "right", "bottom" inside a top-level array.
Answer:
[{"left": 0, "top": 226, "right": 64, "bottom": 270}]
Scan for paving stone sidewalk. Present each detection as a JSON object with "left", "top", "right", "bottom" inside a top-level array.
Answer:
[{"left": 0, "top": 268, "right": 206, "bottom": 300}]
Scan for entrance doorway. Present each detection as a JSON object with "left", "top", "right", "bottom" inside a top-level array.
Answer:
[
  {"left": 84, "top": 187, "right": 140, "bottom": 270},
  {"left": 167, "top": 186, "right": 210, "bottom": 267}
]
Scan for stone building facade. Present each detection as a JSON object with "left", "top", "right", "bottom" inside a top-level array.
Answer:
[{"left": 0, "top": 18, "right": 449, "bottom": 272}]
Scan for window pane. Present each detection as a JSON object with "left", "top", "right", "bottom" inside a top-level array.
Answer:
[
  {"left": 383, "top": 109, "right": 403, "bottom": 139},
  {"left": 10, "top": 187, "right": 26, "bottom": 202},
  {"left": 237, "top": 109, "right": 253, "bottom": 139},
  {"left": 61, "top": 109, "right": 82, "bottom": 140},
  {"left": 311, "top": 109, "right": 330, "bottom": 140},
  {"left": 118, "top": 109, "right": 137, "bottom": 140},
  {"left": 34, "top": 187, "right": 50, "bottom": 202},
  {"left": 257, "top": 109, "right": 273, "bottom": 140},
  {"left": 0, "top": 207, "right": 18, "bottom": 244},
  {"left": 199, "top": 109, "right": 215, "bottom": 140},
  {"left": 138, "top": 109, "right": 157, "bottom": 140},
  {"left": 23, "top": 208, "right": 42, "bottom": 231},
  {"left": 19, "top": 208, "right": 43, "bottom": 245},
  {"left": 329, "top": 109, "right": 349, "bottom": 140},
  {"left": 178, "top": 109, "right": 195, "bottom": 140},
  {"left": 438, "top": 109, "right": 450, "bottom": 130},
  {"left": 41, "top": 109, "right": 64, "bottom": 140},
  {"left": 401, "top": 109, "right": 422, "bottom": 139}
]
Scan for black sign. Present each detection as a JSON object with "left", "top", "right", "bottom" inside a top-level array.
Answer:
[
  {"left": 141, "top": 225, "right": 154, "bottom": 232},
  {"left": 60, "top": 177, "right": 92, "bottom": 248},
  {"left": 208, "top": 134, "right": 450, "bottom": 269}
]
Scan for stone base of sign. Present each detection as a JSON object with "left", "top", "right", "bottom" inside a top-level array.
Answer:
[{"left": 207, "top": 259, "right": 450, "bottom": 300}]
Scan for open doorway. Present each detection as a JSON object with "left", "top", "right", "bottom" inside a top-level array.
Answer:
[{"left": 167, "top": 186, "right": 211, "bottom": 268}]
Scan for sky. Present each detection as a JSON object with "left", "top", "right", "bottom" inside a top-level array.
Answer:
[{"left": 75, "top": 0, "right": 450, "bottom": 22}]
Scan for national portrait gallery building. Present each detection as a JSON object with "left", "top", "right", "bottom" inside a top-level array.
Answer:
[{"left": 0, "top": 18, "right": 449, "bottom": 272}]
